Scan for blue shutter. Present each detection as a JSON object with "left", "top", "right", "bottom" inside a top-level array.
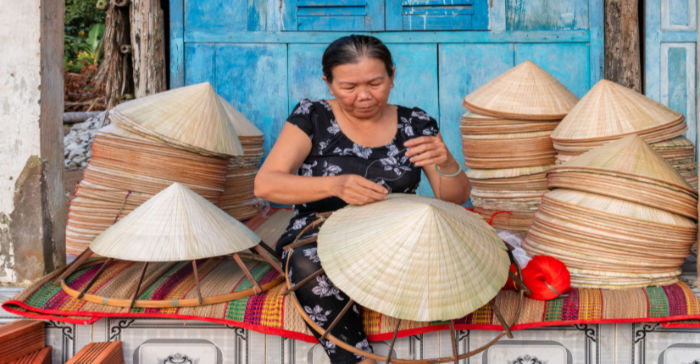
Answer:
[
  {"left": 386, "top": 0, "right": 489, "bottom": 30},
  {"left": 283, "top": 0, "right": 384, "bottom": 31}
]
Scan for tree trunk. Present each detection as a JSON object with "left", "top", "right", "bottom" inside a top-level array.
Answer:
[
  {"left": 97, "top": 1, "right": 132, "bottom": 111},
  {"left": 605, "top": 0, "right": 642, "bottom": 92},
  {"left": 130, "top": 0, "right": 167, "bottom": 98}
]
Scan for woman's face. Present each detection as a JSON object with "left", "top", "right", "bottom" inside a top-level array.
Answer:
[{"left": 324, "top": 56, "right": 395, "bottom": 119}]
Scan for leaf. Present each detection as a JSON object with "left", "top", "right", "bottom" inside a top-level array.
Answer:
[{"left": 86, "top": 23, "right": 105, "bottom": 53}]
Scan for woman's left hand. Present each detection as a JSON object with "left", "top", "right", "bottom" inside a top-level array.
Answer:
[{"left": 403, "top": 134, "right": 453, "bottom": 169}]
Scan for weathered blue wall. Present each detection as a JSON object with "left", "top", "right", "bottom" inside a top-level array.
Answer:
[
  {"left": 171, "top": 0, "right": 604, "bottom": 197},
  {"left": 645, "top": 0, "right": 698, "bottom": 149}
]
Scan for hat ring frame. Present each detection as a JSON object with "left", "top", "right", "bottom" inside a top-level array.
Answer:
[{"left": 282, "top": 213, "right": 530, "bottom": 364}]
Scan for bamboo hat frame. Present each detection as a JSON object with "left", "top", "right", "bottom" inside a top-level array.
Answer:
[
  {"left": 462, "top": 61, "right": 579, "bottom": 120},
  {"left": 59, "top": 183, "right": 285, "bottom": 308},
  {"left": 281, "top": 212, "right": 531, "bottom": 364}
]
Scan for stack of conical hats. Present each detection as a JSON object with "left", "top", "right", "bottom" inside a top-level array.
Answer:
[
  {"left": 461, "top": 61, "right": 579, "bottom": 231},
  {"left": 318, "top": 194, "right": 510, "bottom": 321},
  {"left": 66, "top": 83, "right": 244, "bottom": 255},
  {"left": 524, "top": 135, "right": 698, "bottom": 288},
  {"left": 551, "top": 79, "right": 696, "bottom": 190},
  {"left": 61, "top": 183, "right": 284, "bottom": 309},
  {"left": 219, "top": 97, "right": 265, "bottom": 220}
]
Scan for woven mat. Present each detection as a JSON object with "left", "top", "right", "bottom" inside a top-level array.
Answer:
[{"left": 5, "top": 208, "right": 700, "bottom": 343}]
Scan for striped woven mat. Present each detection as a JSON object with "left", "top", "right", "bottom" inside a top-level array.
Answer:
[{"left": 5, "top": 209, "right": 700, "bottom": 342}]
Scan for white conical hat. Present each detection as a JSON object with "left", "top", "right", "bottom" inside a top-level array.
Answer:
[
  {"left": 111, "top": 82, "right": 244, "bottom": 158},
  {"left": 551, "top": 134, "right": 694, "bottom": 192},
  {"left": 551, "top": 79, "right": 685, "bottom": 142},
  {"left": 90, "top": 183, "right": 260, "bottom": 261},
  {"left": 218, "top": 96, "right": 264, "bottom": 137},
  {"left": 317, "top": 194, "right": 510, "bottom": 322},
  {"left": 463, "top": 61, "right": 579, "bottom": 120}
]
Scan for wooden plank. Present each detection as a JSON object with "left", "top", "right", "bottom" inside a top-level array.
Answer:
[
  {"left": 247, "top": 0, "right": 268, "bottom": 31},
  {"left": 185, "top": 0, "right": 247, "bottom": 34},
  {"left": 515, "top": 42, "right": 591, "bottom": 98},
  {"left": 298, "top": 7, "right": 367, "bottom": 16},
  {"left": 402, "top": 7, "right": 474, "bottom": 15},
  {"left": 215, "top": 44, "right": 288, "bottom": 163},
  {"left": 185, "top": 43, "right": 216, "bottom": 87},
  {"left": 662, "top": 0, "right": 697, "bottom": 30},
  {"left": 604, "top": 0, "right": 640, "bottom": 92},
  {"left": 661, "top": 30, "right": 700, "bottom": 41},
  {"left": 288, "top": 44, "right": 331, "bottom": 112},
  {"left": 646, "top": 0, "right": 663, "bottom": 100},
  {"left": 185, "top": 30, "right": 592, "bottom": 43},
  {"left": 490, "top": 0, "right": 507, "bottom": 31},
  {"left": 386, "top": 43, "right": 439, "bottom": 198},
  {"left": 402, "top": 0, "right": 472, "bottom": 5},
  {"left": 169, "top": 0, "right": 185, "bottom": 88},
  {"left": 298, "top": 16, "right": 367, "bottom": 31},
  {"left": 661, "top": 43, "right": 697, "bottom": 146},
  {"left": 403, "top": 15, "right": 473, "bottom": 30},
  {"left": 506, "top": 0, "right": 589, "bottom": 31},
  {"left": 590, "top": 0, "right": 605, "bottom": 84},
  {"left": 438, "top": 43, "right": 514, "bottom": 204},
  {"left": 299, "top": 0, "right": 367, "bottom": 6}
]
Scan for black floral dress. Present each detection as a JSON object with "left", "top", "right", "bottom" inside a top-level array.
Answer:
[{"left": 277, "top": 99, "right": 438, "bottom": 364}]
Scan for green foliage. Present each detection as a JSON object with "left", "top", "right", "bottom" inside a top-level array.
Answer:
[
  {"left": 65, "top": 0, "right": 106, "bottom": 73},
  {"left": 65, "top": 0, "right": 106, "bottom": 36}
]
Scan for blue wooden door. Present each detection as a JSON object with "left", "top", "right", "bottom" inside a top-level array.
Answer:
[
  {"left": 283, "top": 0, "right": 385, "bottom": 30},
  {"left": 646, "top": 0, "right": 698, "bottom": 148},
  {"left": 172, "top": 0, "right": 604, "bottom": 199}
]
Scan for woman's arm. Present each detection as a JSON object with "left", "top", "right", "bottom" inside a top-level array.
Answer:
[
  {"left": 254, "top": 123, "right": 389, "bottom": 205},
  {"left": 404, "top": 132, "right": 471, "bottom": 205}
]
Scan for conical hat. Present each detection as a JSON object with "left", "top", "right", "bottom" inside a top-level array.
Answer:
[
  {"left": 466, "top": 165, "right": 553, "bottom": 179},
  {"left": 111, "top": 82, "right": 244, "bottom": 158},
  {"left": 218, "top": 96, "right": 264, "bottom": 137},
  {"left": 550, "top": 135, "right": 694, "bottom": 192},
  {"left": 90, "top": 183, "right": 260, "bottom": 261},
  {"left": 317, "top": 194, "right": 509, "bottom": 322},
  {"left": 551, "top": 79, "right": 685, "bottom": 142},
  {"left": 463, "top": 61, "right": 579, "bottom": 120}
]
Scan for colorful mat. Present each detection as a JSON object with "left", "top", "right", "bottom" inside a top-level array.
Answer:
[{"left": 5, "top": 209, "right": 700, "bottom": 342}]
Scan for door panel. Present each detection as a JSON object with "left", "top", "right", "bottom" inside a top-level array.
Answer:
[
  {"left": 185, "top": 43, "right": 216, "bottom": 87},
  {"left": 647, "top": 0, "right": 698, "bottom": 147},
  {"left": 215, "top": 44, "right": 289, "bottom": 162},
  {"left": 288, "top": 44, "right": 332, "bottom": 112},
  {"left": 514, "top": 43, "right": 591, "bottom": 98},
  {"left": 283, "top": 0, "right": 384, "bottom": 31},
  {"left": 386, "top": 44, "right": 439, "bottom": 197},
  {"left": 386, "top": 0, "right": 489, "bottom": 30},
  {"left": 438, "top": 43, "right": 514, "bottom": 205}
]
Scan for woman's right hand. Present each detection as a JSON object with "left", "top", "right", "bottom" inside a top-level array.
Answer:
[{"left": 330, "top": 175, "right": 389, "bottom": 205}]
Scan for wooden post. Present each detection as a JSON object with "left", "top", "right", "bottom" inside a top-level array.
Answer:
[
  {"left": 605, "top": 0, "right": 642, "bottom": 92},
  {"left": 130, "top": 0, "right": 167, "bottom": 97}
]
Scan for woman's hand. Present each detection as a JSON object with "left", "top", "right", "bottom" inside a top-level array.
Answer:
[
  {"left": 330, "top": 175, "right": 389, "bottom": 205},
  {"left": 404, "top": 134, "right": 459, "bottom": 172}
]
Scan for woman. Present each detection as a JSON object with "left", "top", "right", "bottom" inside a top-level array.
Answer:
[{"left": 255, "top": 35, "right": 470, "bottom": 364}]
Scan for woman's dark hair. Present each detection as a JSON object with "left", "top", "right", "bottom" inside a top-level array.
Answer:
[{"left": 322, "top": 35, "right": 394, "bottom": 83}]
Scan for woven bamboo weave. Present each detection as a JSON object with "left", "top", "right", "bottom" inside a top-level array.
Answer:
[
  {"left": 317, "top": 194, "right": 510, "bottom": 321},
  {"left": 111, "top": 82, "right": 244, "bottom": 158},
  {"left": 462, "top": 61, "right": 579, "bottom": 120}
]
